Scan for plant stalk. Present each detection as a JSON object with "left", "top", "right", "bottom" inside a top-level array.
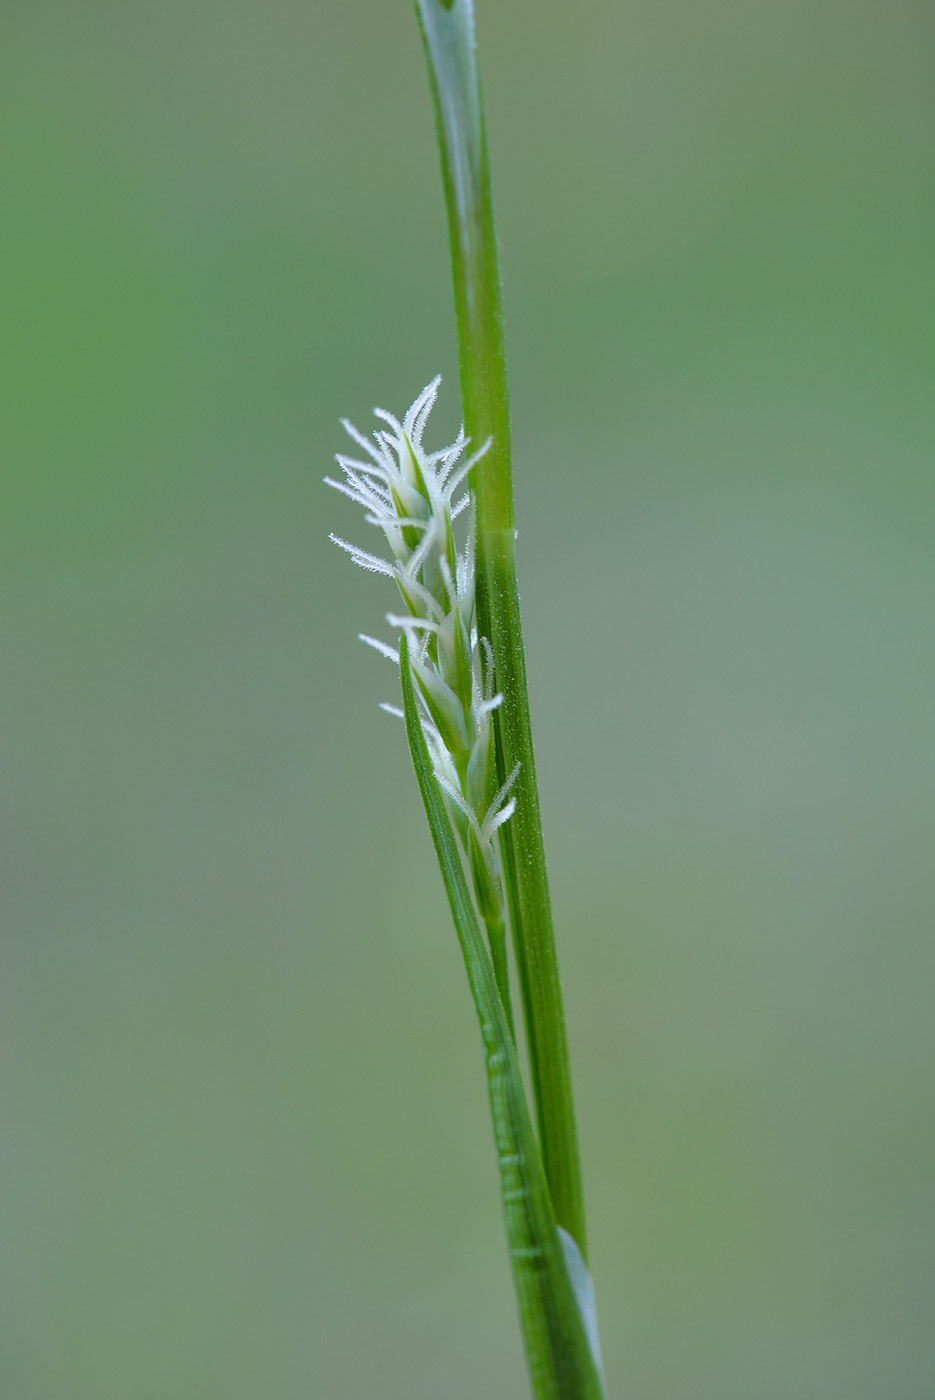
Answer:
[
  {"left": 413, "top": 0, "right": 587, "bottom": 1260},
  {"left": 400, "top": 636, "right": 604, "bottom": 1399}
]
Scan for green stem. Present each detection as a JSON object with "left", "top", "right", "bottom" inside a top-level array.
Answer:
[
  {"left": 485, "top": 914, "right": 513, "bottom": 1036},
  {"left": 414, "top": 0, "right": 587, "bottom": 1259},
  {"left": 399, "top": 636, "right": 603, "bottom": 1399}
]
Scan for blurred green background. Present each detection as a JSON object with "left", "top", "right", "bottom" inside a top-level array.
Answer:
[{"left": 2, "top": 1, "right": 933, "bottom": 1396}]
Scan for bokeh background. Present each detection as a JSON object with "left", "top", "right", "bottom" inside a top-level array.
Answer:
[{"left": 2, "top": 1, "right": 933, "bottom": 1396}]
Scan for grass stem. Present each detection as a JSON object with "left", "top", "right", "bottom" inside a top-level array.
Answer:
[{"left": 414, "top": 0, "right": 588, "bottom": 1261}]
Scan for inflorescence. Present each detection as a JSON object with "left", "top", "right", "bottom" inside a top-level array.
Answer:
[{"left": 326, "top": 377, "right": 518, "bottom": 928}]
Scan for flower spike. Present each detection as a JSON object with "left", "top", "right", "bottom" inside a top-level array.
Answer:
[{"left": 327, "top": 378, "right": 515, "bottom": 932}]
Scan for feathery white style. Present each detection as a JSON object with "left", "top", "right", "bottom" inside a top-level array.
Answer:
[{"left": 326, "top": 377, "right": 518, "bottom": 923}]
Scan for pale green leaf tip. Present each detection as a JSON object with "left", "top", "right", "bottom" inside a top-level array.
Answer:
[{"left": 557, "top": 1226, "right": 606, "bottom": 1391}]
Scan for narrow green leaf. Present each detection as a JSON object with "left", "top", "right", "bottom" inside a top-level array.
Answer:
[{"left": 399, "top": 635, "right": 604, "bottom": 1400}]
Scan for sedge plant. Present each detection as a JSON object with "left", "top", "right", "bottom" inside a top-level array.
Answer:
[{"left": 327, "top": 2, "right": 604, "bottom": 1395}]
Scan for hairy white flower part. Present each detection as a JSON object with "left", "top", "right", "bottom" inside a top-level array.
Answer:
[{"left": 327, "top": 377, "right": 516, "bottom": 921}]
